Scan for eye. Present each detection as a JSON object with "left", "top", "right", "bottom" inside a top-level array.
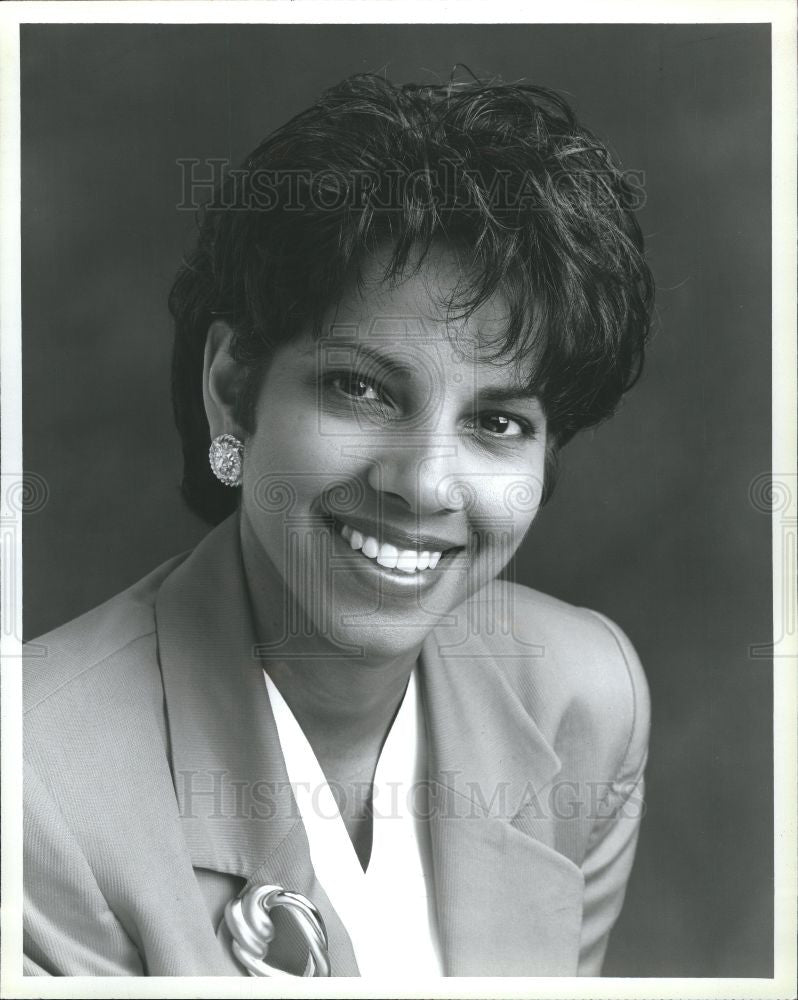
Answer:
[
  {"left": 330, "top": 373, "right": 382, "bottom": 402},
  {"left": 478, "top": 413, "right": 530, "bottom": 438}
]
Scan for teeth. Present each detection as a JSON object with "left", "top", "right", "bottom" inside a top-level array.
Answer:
[
  {"left": 337, "top": 522, "right": 445, "bottom": 573},
  {"left": 376, "top": 543, "right": 399, "bottom": 569},
  {"left": 396, "top": 550, "right": 419, "bottom": 574}
]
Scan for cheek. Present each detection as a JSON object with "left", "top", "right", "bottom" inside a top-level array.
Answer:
[
  {"left": 479, "top": 458, "right": 545, "bottom": 525},
  {"left": 471, "top": 459, "right": 544, "bottom": 562},
  {"left": 241, "top": 392, "right": 359, "bottom": 529},
  {"left": 246, "top": 382, "right": 343, "bottom": 472}
]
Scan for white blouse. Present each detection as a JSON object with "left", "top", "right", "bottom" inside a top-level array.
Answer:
[{"left": 262, "top": 667, "right": 444, "bottom": 978}]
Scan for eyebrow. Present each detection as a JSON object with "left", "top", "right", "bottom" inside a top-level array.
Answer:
[
  {"left": 475, "top": 384, "right": 541, "bottom": 407},
  {"left": 318, "top": 342, "right": 415, "bottom": 378},
  {"left": 317, "top": 341, "right": 539, "bottom": 403}
]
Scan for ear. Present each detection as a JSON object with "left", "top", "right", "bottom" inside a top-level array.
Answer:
[{"left": 203, "top": 320, "right": 248, "bottom": 441}]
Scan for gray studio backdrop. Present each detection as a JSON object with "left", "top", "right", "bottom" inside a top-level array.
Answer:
[{"left": 21, "top": 23, "right": 772, "bottom": 977}]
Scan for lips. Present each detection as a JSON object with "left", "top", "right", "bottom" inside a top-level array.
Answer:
[
  {"left": 340, "top": 522, "right": 443, "bottom": 574},
  {"left": 329, "top": 512, "right": 461, "bottom": 549},
  {"left": 331, "top": 516, "right": 464, "bottom": 576}
]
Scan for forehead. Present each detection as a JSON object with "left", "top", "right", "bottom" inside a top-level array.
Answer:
[{"left": 314, "top": 245, "right": 526, "bottom": 375}]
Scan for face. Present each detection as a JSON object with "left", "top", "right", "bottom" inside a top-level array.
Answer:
[{"left": 238, "top": 246, "right": 548, "bottom": 662}]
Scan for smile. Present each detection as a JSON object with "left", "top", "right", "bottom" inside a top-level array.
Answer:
[{"left": 335, "top": 520, "right": 459, "bottom": 575}]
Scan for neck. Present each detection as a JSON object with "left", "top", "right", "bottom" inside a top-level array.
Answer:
[{"left": 239, "top": 509, "right": 419, "bottom": 763}]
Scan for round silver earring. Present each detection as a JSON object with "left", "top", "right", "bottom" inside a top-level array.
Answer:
[{"left": 209, "top": 433, "right": 244, "bottom": 487}]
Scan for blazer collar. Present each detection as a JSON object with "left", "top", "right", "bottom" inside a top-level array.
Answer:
[{"left": 156, "top": 514, "right": 582, "bottom": 976}]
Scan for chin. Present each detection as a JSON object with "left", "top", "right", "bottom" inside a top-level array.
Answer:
[{"left": 308, "top": 604, "right": 450, "bottom": 664}]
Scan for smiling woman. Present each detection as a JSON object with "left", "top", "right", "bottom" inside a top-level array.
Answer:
[{"left": 23, "top": 73, "right": 654, "bottom": 978}]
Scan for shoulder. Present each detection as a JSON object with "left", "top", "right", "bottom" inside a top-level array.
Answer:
[
  {"left": 504, "top": 581, "right": 647, "bottom": 693},
  {"left": 474, "top": 580, "right": 650, "bottom": 777},
  {"left": 473, "top": 578, "right": 648, "bottom": 693},
  {"left": 23, "top": 550, "right": 195, "bottom": 850},
  {"left": 24, "top": 552, "right": 188, "bottom": 720}
]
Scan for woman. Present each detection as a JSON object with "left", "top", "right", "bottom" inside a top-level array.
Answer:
[{"left": 23, "top": 73, "right": 653, "bottom": 978}]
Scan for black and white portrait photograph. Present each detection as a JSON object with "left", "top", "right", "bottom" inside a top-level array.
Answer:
[{"left": 1, "top": 2, "right": 795, "bottom": 996}]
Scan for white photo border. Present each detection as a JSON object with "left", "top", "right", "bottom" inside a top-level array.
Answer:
[{"left": 2, "top": 3, "right": 795, "bottom": 998}]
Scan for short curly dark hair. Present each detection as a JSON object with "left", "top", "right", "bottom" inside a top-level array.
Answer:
[{"left": 169, "top": 72, "right": 654, "bottom": 525}]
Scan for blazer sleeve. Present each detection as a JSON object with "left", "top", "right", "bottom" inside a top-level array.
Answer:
[
  {"left": 24, "top": 763, "right": 145, "bottom": 976},
  {"left": 577, "top": 611, "right": 651, "bottom": 975}
]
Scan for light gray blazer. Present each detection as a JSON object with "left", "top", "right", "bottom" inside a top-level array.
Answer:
[{"left": 23, "top": 513, "right": 650, "bottom": 977}]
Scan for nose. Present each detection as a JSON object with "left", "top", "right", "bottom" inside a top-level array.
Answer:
[{"left": 365, "top": 438, "right": 468, "bottom": 516}]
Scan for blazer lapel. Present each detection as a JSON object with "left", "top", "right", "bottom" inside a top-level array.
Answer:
[
  {"left": 155, "top": 513, "right": 358, "bottom": 975},
  {"left": 419, "top": 599, "right": 585, "bottom": 976}
]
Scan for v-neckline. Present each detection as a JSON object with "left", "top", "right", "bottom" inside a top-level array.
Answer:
[
  {"left": 262, "top": 668, "right": 446, "bottom": 977},
  {"left": 262, "top": 669, "right": 416, "bottom": 878}
]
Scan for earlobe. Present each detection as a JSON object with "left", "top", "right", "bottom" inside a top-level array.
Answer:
[{"left": 203, "top": 320, "right": 247, "bottom": 441}]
